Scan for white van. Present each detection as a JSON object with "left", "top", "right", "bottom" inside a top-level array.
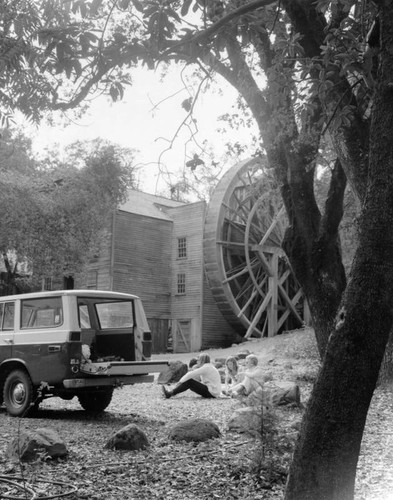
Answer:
[{"left": 0, "top": 290, "right": 168, "bottom": 416}]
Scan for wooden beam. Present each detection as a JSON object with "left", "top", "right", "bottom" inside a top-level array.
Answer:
[
  {"left": 258, "top": 205, "right": 285, "bottom": 247},
  {"left": 244, "top": 289, "right": 272, "bottom": 338},
  {"left": 277, "top": 286, "right": 304, "bottom": 324},
  {"left": 268, "top": 253, "right": 279, "bottom": 337},
  {"left": 237, "top": 286, "right": 264, "bottom": 316}
]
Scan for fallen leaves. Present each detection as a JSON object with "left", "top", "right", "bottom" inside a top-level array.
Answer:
[
  {"left": 0, "top": 329, "right": 392, "bottom": 499},
  {"left": 0, "top": 387, "right": 290, "bottom": 500}
]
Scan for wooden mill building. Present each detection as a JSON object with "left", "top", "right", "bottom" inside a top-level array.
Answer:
[
  {"left": 76, "top": 189, "right": 240, "bottom": 353},
  {"left": 73, "top": 158, "right": 307, "bottom": 353}
]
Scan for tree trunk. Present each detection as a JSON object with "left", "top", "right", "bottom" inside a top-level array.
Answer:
[
  {"left": 285, "top": 4, "right": 393, "bottom": 498},
  {"left": 378, "top": 329, "right": 393, "bottom": 384},
  {"left": 1, "top": 252, "right": 18, "bottom": 295},
  {"left": 282, "top": 159, "right": 347, "bottom": 357}
]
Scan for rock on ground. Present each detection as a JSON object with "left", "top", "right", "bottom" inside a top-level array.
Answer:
[
  {"left": 228, "top": 407, "right": 263, "bottom": 435},
  {"left": 246, "top": 381, "right": 301, "bottom": 407},
  {"left": 157, "top": 360, "right": 188, "bottom": 384},
  {"left": 168, "top": 418, "right": 220, "bottom": 442},
  {"left": 6, "top": 428, "right": 68, "bottom": 462},
  {"left": 105, "top": 424, "right": 149, "bottom": 450}
]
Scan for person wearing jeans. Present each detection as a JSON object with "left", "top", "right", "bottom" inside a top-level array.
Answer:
[{"left": 162, "top": 353, "right": 221, "bottom": 399}]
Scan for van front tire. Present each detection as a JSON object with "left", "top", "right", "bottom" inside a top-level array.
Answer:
[
  {"left": 78, "top": 389, "right": 113, "bottom": 412},
  {"left": 3, "top": 370, "right": 34, "bottom": 417}
]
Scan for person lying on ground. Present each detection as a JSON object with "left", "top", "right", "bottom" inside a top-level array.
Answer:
[
  {"left": 162, "top": 353, "right": 222, "bottom": 399},
  {"left": 228, "top": 354, "right": 265, "bottom": 398}
]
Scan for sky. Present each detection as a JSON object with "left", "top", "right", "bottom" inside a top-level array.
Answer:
[{"left": 26, "top": 67, "right": 258, "bottom": 199}]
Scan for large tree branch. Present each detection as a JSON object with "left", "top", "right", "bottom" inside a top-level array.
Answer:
[
  {"left": 163, "top": 0, "right": 278, "bottom": 55},
  {"left": 280, "top": 0, "right": 370, "bottom": 202},
  {"left": 281, "top": 0, "right": 327, "bottom": 57}
]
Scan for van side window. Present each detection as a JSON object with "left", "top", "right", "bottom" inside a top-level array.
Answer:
[
  {"left": 21, "top": 297, "right": 63, "bottom": 328},
  {"left": 0, "top": 303, "right": 14, "bottom": 330},
  {"left": 78, "top": 304, "right": 91, "bottom": 329}
]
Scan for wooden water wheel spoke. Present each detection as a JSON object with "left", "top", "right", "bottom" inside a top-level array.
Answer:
[
  {"left": 258, "top": 206, "right": 286, "bottom": 247},
  {"left": 222, "top": 203, "right": 249, "bottom": 226},
  {"left": 203, "top": 157, "right": 306, "bottom": 338},
  {"left": 234, "top": 273, "right": 267, "bottom": 306},
  {"left": 222, "top": 264, "right": 250, "bottom": 283},
  {"left": 232, "top": 192, "right": 256, "bottom": 219},
  {"left": 245, "top": 290, "right": 273, "bottom": 338},
  {"left": 248, "top": 220, "right": 267, "bottom": 243},
  {"left": 277, "top": 283, "right": 303, "bottom": 324},
  {"left": 279, "top": 268, "right": 291, "bottom": 285},
  {"left": 217, "top": 240, "right": 245, "bottom": 248},
  {"left": 237, "top": 286, "right": 260, "bottom": 315},
  {"left": 235, "top": 280, "right": 255, "bottom": 304},
  {"left": 277, "top": 289, "right": 304, "bottom": 330}
]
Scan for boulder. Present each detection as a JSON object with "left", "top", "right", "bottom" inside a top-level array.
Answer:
[
  {"left": 6, "top": 428, "right": 68, "bottom": 462},
  {"left": 168, "top": 419, "right": 220, "bottom": 442},
  {"left": 228, "top": 406, "right": 281, "bottom": 435},
  {"left": 268, "top": 381, "right": 300, "bottom": 406},
  {"left": 105, "top": 424, "right": 149, "bottom": 451},
  {"left": 246, "top": 381, "right": 301, "bottom": 407},
  {"left": 228, "top": 407, "right": 263, "bottom": 435},
  {"left": 157, "top": 360, "right": 188, "bottom": 384}
]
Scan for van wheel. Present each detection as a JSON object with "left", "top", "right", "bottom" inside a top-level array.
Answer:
[
  {"left": 78, "top": 389, "right": 113, "bottom": 412},
  {"left": 3, "top": 370, "right": 34, "bottom": 417}
]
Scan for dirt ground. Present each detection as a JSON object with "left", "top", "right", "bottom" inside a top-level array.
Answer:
[{"left": 0, "top": 328, "right": 393, "bottom": 499}]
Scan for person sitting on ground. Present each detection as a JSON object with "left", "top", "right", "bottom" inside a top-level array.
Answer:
[
  {"left": 228, "top": 354, "right": 264, "bottom": 398},
  {"left": 162, "top": 353, "right": 221, "bottom": 399},
  {"left": 189, "top": 357, "right": 198, "bottom": 370},
  {"left": 223, "top": 356, "right": 239, "bottom": 394}
]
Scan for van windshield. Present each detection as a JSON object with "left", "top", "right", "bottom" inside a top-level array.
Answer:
[{"left": 95, "top": 301, "right": 134, "bottom": 329}]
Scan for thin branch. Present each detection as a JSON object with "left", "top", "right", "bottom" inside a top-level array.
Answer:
[
  {"left": 156, "top": 73, "right": 209, "bottom": 167},
  {"left": 269, "top": 0, "right": 282, "bottom": 35},
  {"left": 321, "top": 80, "right": 360, "bottom": 136}
]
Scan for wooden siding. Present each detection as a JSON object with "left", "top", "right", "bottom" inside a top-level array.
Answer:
[
  {"left": 173, "top": 319, "right": 192, "bottom": 353},
  {"left": 149, "top": 317, "right": 169, "bottom": 354},
  {"left": 201, "top": 270, "right": 240, "bottom": 349},
  {"left": 165, "top": 202, "right": 206, "bottom": 352},
  {"left": 112, "top": 210, "right": 172, "bottom": 320},
  {"left": 74, "top": 221, "right": 114, "bottom": 291}
]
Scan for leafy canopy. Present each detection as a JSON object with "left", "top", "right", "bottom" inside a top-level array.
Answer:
[{"left": 0, "top": 131, "right": 136, "bottom": 291}]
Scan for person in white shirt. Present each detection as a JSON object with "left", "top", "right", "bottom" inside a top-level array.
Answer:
[
  {"left": 162, "top": 353, "right": 221, "bottom": 399},
  {"left": 228, "top": 354, "right": 264, "bottom": 397}
]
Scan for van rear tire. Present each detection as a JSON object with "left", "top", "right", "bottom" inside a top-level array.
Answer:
[
  {"left": 3, "top": 370, "right": 34, "bottom": 417},
  {"left": 78, "top": 389, "right": 113, "bottom": 412}
]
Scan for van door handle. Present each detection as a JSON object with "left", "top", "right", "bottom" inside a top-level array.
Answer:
[
  {"left": 3, "top": 338, "right": 13, "bottom": 345},
  {"left": 48, "top": 345, "right": 61, "bottom": 353}
]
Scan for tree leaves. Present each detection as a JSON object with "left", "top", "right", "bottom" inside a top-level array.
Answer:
[
  {"left": 0, "top": 132, "right": 137, "bottom": 289},
  {"left": 181, "top": 97, "right": 193, "bottom": 112},
  {"left": 186, "top": 154, "right": 205, "bottom": 171}
]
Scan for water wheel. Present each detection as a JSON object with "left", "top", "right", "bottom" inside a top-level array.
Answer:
[{"left": 203, "top": 157, "right": 306, "bottom": 338}]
